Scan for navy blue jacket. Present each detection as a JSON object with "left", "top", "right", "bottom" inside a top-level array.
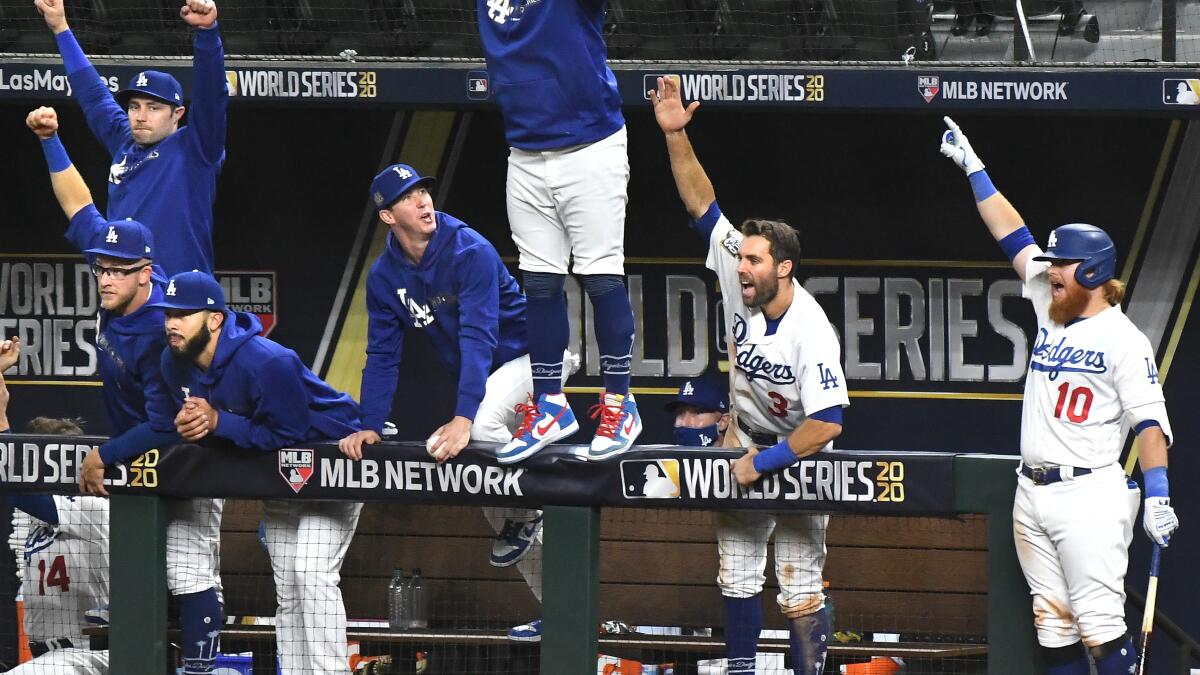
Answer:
[
  {"left": 63, "top": 26, "right": 227, "bottom": 276},
  {"left": 161, "top": 311, "right": 361, "bottom": 450},
  {"left": 477, "top": 0, "right": 623, "bottom": 150},
  {"left": 360, "top": 212, "right": 528, "bottom": 432}
]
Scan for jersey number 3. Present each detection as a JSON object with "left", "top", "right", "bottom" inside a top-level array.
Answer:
[
  {"left": 1053, "top": 383, "right": 1094, "bottom": 423},
  {"left": 37, "top": 555, "right": 71, "bottom": 594}
]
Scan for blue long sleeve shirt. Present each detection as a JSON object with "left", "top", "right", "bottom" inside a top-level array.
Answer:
[
  {"left": 160, "top": 311, "right": 361, "bottom": 450},
  {"left": 359, "top": 212, "right": 528, "bottom": 433},
  {"left": 477, "top": 0, "right": 623, "bottom": 150},
  {"left": 60, "top": 25, "right": 227, "bottom": 276}
]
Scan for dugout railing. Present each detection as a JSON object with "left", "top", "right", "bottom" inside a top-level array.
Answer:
[{"left": 0, "top": 437, "right": 1038, "bottom": 673}]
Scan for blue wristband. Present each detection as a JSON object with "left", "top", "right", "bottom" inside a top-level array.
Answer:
[
  {"left": 55, "top": 29, "right": 90, "bottom": 75},
  {"left": 969, "top": 169, "right": 997, "bottom": 203},
  {"left": 752, "top": 440, "right": 797, "bottom": 474},
  {"left": 41, "top": 135, "right": 72, "bottom": 173},
  {"left": 997, "top": 225, "right": 1036, "bottom": 263},
  {"left": 1144, "top": 466, "right": 1169, "bottom": 498}
]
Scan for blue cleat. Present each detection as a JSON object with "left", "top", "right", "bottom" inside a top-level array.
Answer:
[
  {"left": 497, "top": 393, "right": 579, "bottom": 464},
  {"left": 490, "top": 513, "right": 543, "bottom": 567}
]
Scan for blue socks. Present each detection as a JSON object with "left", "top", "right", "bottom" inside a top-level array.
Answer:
[
  {"left": 789, "top": 607, "right": 830, "bottom": 675},
  {"left": 1042, "top": 642, "right": 1090, "bottom": 675},
  {"left": 178, "top": 587, "right": 222, "bottom": 674},
  {"left": 582, "top": 275, "right": 633, "bottom": 396},
  {"left": 523, "top": 272, "right": 568, "bottom": 399},
  {"left": 723, "top": 595, "right": 762, "bottom": 674},
  {"left": 1092, "top": 635, "right": 1136, "bottom": 675}
]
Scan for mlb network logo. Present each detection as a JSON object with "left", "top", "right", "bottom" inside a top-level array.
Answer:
[
  {"left": 643, "top": 74, "right": 681, "bottom": 100},
  {"left": 620, "top": 459, "right": 681, "bottom": 499},
  {"left": 279, "top": 448, "right": 315, "bottom": 494},
  {"left": 917, "top": 75, "right": 940, "bottom": 103}
]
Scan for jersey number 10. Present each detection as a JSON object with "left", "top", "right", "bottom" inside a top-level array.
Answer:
[
  {"left": 1054, "top": 383, "right": 1094, "bottom": 423},
  {"left": 36, "top": 555, "right": 70, "bottom": 594}
]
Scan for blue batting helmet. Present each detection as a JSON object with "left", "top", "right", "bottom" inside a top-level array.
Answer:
[{"left": 1032, "top": 223, "right": 1116, "bottom": 289}]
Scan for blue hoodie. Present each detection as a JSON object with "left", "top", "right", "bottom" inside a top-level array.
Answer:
[
  {"left": 160, "top": 311, "right": 361, "bottom": 451},
  {"left": 359, "top": 212, "right": 528, "bottom": 433},
  {"left": 477, "top": 0, "right": 623, "bottom": 150},
  {"left": 60, "top": 25, "right": 227, "bottom": 276}
]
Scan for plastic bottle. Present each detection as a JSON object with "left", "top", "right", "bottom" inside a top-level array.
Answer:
[
  {"left": 408, "top": 568, "right": 429, "bottom": 629},
  {"left": 387, "top": 566, "right": 405, "bottom": 630}
]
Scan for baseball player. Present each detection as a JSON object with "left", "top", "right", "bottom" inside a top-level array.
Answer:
[
  {"left": 28, "top": 108, "right": 224, "bottom": 675},
  {"left": 35, "top": 0, "right": 226, "bottom": 275},
  {"left": 151, "top": 271, "right": 363, "bottom": 675},
  {"left": 652, "top": 77, "right": 849, "bottom": 675},
  {"left": 338, "top": 164, "right": 571, "bottom": 590},
  {"left": 477, "top": 0, "right": 642, "bottom": 462},
  {"left": 1, "top": 341, "right": 110, "bottom": 674},
  {"left": 668, "top": 375, "right": 730, "bottom": 448},
  {"left": 940, "top": 117, "right": 1178, "bottom": 675}
]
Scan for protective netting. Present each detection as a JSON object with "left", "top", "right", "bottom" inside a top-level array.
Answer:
[{"left": 0, "top": 0, "right": 1196, "bottom": 64}]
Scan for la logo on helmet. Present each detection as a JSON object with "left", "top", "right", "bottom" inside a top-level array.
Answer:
[{"left": 1048, "top": 232, "right": 1058, "bottom": 248}]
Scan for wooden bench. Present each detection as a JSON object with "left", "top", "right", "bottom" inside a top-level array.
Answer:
[{"left": 215, "top": 500, "right": 988, "bottom": 665}]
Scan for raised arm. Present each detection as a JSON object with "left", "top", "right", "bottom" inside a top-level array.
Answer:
[
  {"left": 939, "top": 117, "right": 1038, "bottom": 279},
  {"left": 27, "top": 107, "right": 93, "bottom": 220},
  {"left": 180, "top": 0, "right": 227, "bottom": 165},
  {"left": 651, "top": 76, "right": 716, "bottom": 221}
]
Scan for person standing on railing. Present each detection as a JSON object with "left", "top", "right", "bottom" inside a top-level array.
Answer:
[
  {"left": 475, "top": 0, "right": 642, "bottom": 462},
  {"left": 26, "top": 107, "right": 223, "bottom": 675},
  {"left": 150, "top": 270, "right": 363, "bottom": 675},
  {"left": 34, "top": 0, "right": 227, "bottom": 277},
  {"left": 0, "top": 338, "right": 111, "bottom": 674},
  {"left": 652, "top": 76, "right": 849, "bottom": 675},
  {"left": 940, "top": 116, "right": 1178, "bottom": 675}
]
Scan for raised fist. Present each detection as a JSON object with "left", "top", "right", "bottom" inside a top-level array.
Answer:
[
  {"left": 180, "top": 0, "right": 217, "bottom": 29},
  {"left": 25, "top": 106, "right": 59, "bottom": 139},
  {"left": 33, "top": 0, "right": 69, "bottom": 34}
]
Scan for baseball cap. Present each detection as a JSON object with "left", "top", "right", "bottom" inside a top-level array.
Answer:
[
  {"left": 149, "top": 271, "right": 226, "bottom": 311},
  {"left": 83, "top": 219, "right": 155, "bottom": 261},
  {"left": 665, "top": 376, "right": 728, "bottom": 414},
  {"left": 117, "top": 70, "right": 184, "bottom": 107},
  {"left": 369, "top": 164, "right": 437, "bottom": 210}
]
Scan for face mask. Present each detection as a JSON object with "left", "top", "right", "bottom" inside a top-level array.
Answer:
[{"left": 675, "top": 424, "right": 720, "bottom": 447}]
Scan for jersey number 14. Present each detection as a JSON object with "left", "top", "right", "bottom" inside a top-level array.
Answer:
[{"left": 36, "top": 555, "right": 70, "bottom": 594}]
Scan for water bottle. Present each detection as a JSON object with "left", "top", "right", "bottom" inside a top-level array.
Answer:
[
  {"left": 387, "top": 566, "right": 406, "bottom": 630},
  {"left": 408, "top": 568, "right": 429, "bottom": 629}
]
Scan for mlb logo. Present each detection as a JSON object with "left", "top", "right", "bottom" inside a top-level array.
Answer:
[
  {"left": 643, "top": 74, "right": 681, "bottom": 100},
  {"left": 620, "top": 459, "right": 681, "bottom": 499},
  {"left": 467, "top": 71, "right": 490, "bottom": 100},
  {"left": 918, "top": 75, "right": 940, "bottom": 103},
  {"left": 225, "top": 71, "right": 238, "bottom": 97},
  {"left": 279, "top": 448, "right": 315, "bottom": 494},
  {"left": 1162, "top": 79, "right": 1200, "bottom": 105}
]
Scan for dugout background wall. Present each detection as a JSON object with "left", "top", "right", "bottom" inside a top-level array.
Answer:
[{"left": 1, "top": 100, "right": 1198, "bottom": 666}]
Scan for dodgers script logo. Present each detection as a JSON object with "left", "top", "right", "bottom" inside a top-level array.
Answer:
[
  {"left": 279, "top": 448, "right": 315, "bottom": 494},
  {"left": 25, "top": 525, "right": 59, "bottom": 562},
  {"left": 732, "top": 314, "right": 796, "bottom": 385},
  {"left": 1029, "top": 328, "right": 1108, "bottom": 380}
]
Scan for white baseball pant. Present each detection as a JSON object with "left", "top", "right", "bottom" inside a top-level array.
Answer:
[
  {"left": 5, "top": 648, "right": 108, "bottom": 674},
  {"left": 165, "top": 498, "right": 224, "bottom": 598}
]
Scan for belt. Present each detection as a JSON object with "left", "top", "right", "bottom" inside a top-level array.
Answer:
[
  {"left": 1019, "top": 463, "right": 1093, "bottom": 486},
  {"left": 737, "top": 416, "right": 782, "bottom": 447},
  {"left": 30, "top": 637, "right": 73, "bottom": 657}
]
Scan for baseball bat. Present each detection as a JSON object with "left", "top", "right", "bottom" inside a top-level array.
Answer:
[{"left": 1132, "top": 544, "right": 1162, "bottom": 675}]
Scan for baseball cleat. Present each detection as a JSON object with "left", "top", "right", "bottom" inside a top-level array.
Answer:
[
  {"left": 85, "top": 603, "right": 111, "bottom": 626},
  {"left": 587, "top": 392, "right": 642, "bottom": 461},
  {"left": 507, "top": 619, "right": 542, "bottom": 642},
  {"left": 490, "top": 513, "right": 543, "bottom": 567},
  {"left": 497, "top": 393, "right": 578, "bottom": 464}
]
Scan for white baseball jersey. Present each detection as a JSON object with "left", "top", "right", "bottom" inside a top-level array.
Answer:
[
  {"left": 23, "top": 496, "right": 109, "bottom": 644},
  {"left": 1019, "top": 258, "right": 1171, "bottom": 468},
  {"left": 705, "top": 209, "right": 849, "bottom": 438}
]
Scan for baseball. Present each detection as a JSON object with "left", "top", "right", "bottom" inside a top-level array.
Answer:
[{"left": 425, "top": 434, "right": 440, "bottom": 456}]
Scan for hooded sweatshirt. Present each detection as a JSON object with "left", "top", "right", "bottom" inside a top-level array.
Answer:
[
  {"left": 359, "top": 211, "right": 528, "bottom": 433},
  {"left": 160, "top": 311, "right": 361, "bottom": 451}
]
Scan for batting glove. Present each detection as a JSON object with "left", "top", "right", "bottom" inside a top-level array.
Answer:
[
  {"left": 940, "top": 116, "right": 985, "bottom": 175},
  {"left": 1143, "top": 496, "right": 1179, "bottom": 547}
]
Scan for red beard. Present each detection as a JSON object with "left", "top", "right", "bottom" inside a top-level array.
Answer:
[{"left": 1049, "top": 281, "right": 1091, "bottom": 324}]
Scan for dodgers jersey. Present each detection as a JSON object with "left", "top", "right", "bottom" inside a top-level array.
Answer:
[
  {"left": 23, "top": 496, "right": 109, "bottom": 643},
  {"left": 697, "top": 204, "right": 849, "bottom": 440},
  {"left": 477, "top": 0, "right": 624, "bottom": 150},
  {"left": 1019, "top": 258, "right": 1171, "bottom": 468},
  {"left": 64, "top": 26, "right": 227, "bottom": 275}
]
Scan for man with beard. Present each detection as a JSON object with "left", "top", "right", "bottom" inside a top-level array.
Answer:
[
  {"left": 152, "top": 271, "right": 363, "bottom": 675},
  {"left": 28, "top": 107, "right": 224, "bottom": 675},
  {"left": 940, "top": 117, "right": 1177, "bottom": 675},
  {"left": 35, "top": 0, "right": 226, "bottom": 276},
  {"left": 651, "top": 77, "right": 849, "bottom": 675}
]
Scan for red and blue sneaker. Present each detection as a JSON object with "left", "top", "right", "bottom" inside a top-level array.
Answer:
[
  {"left": 587, "top": 392, "right": 642, "bottom": 461},
  {"left": 497, "top": 393, "right": 579, "bottom": 465}
]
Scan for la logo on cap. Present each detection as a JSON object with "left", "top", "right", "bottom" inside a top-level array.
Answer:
[
  {"left": 392, "top": 166, "right": 413, "bottom": 180},
  {"left": 136, "top": 72, "right": 149, "bottom": 87},
  {"left": 106, "top": 226, "right": 119, "bottom": 243},
  {"left": 166, "top": 279, "right": 177, "bottom": 296},
  {"left": 207, "top": 298, "right": 215, "bottom": 305},
  {"left": 1048, "top": 232, "right": 1058, "bottom": 248},
  {"left": 681, "top": 381, "right": 694, "bottom": 397}
]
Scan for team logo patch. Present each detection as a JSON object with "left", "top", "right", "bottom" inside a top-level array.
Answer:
[
  {"left": 467, "top": 71, "right": 490, "bottom": 100},
  {"left": 620, "top": 459, "right": 681, "bottom": 499},
  {"left": 216, "top": 271, "right": 278, "bottom": 336},
  {"left": 1163, "top": 79, "right": 1200, "bottom": 105},
  {"left": 279, "top": 448, "right": 315, "bottom": 494},
  {"left": 721, "top": 229, "right": 742, "bottom": 259},
  {"left": 918, "top": 75, "right": 940, "bottom": 103}
]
